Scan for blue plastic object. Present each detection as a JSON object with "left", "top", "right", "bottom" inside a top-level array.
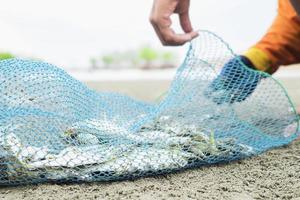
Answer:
[{"left": 0, "top": 31, "right": 298, "bottom": 185}]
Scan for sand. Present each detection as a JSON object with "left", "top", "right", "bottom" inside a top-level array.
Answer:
[
  {"left": 0, "top": 140, "right": 299, "bottom": 200},
  {"left": 0, "top": 71, "right": 300, "bottom": 200}
]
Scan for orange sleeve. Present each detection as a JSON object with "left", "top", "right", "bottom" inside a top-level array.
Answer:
[{"left": 252, "top": 0, "right": 300, "bottom": 74}]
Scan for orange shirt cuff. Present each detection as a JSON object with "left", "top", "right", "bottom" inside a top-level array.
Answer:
[{"left": 244, "top": 47, "right": 272, "bottom": 72}]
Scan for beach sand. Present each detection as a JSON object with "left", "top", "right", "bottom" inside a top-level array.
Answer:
[
  {"left": 0, "top": 72, "right": 300, "bottom": 200},
  {"left": 1, "top": 140, "right": 300, "bottom": 200}
]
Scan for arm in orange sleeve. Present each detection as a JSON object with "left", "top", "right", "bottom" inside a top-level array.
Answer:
[{"left": 244, "top": 0, "right": 300, "bottom": 74}]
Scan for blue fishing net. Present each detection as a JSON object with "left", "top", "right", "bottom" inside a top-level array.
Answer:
[{"left": 0, "top": 31, "right": 299, "bottom": 185}]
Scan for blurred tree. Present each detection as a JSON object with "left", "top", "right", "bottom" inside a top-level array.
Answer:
[
  {"left": 95, "top": 46, "right": 177, "bottom": 70},
  {"left": 0, "top": 52, "right": 14, "bottom": 60},
  {"left": 162, "top": 52, "right": 173, "bottom": 61},
  {"left": 101, "top": 55, "right": 114, "bottom": 68},
  {"left": 161, "top": 52, "right": 175, "bottom": 68},
  {"left": 89, "top": 57, "right": 98, "bottom": 70},
  {"left": 139, "top": 46, "right": 158, "bottom": 69}
]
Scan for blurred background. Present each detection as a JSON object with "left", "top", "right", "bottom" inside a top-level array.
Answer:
[{"left": 0, "top": 0, "right": 299, "bottom": 105}]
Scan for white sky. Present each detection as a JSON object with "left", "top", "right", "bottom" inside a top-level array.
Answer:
[{"left": 0, "top": 0, "right": 277, "bottom": 69}]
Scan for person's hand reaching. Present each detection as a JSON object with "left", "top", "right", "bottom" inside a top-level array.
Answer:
[
  {"left": 204, "top": 56, "right": 263, "bottom": 104},
  {"left": 150, "top": 0, "right": 198, "bottom": 46}
]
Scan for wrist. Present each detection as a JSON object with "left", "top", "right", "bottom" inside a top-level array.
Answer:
[{"left": 243, "top": 47, "right": 272, "bottom": 72}]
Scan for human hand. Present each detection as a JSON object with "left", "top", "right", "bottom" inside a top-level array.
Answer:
[
  {"left": 204, "top": 56, "right": 262, "bottom": 104},
  {"left": 150, "top": 0, "right": 198, "bottom": 46}
]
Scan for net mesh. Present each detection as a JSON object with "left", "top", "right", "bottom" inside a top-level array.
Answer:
[{"left": 0, "top": 31, "right": 298, "bottom": 185}]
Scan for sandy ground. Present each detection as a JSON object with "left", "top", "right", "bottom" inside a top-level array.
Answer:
[
  {"left": 0, "top": 140, "right": 300, "bottom": 200},
  {"left": 0, "top": 68, "right": 300, "bottom": 200}
]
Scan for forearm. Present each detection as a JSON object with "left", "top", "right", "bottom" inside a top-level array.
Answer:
[{"left": 244, "top": 0, "right": 300, "bottom": 74}]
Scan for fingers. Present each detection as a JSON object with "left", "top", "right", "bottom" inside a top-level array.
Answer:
[
  {"left": 150, "top": 16, "right": 198, "bottom": 46},
  {"left": 161, "top": 28, "right": 198, "bottom": 46},
  {"left": 179, "top": 12, "right": 193, "bottom": 33},
  {"left": 176, "top": 0, "right": 193, "bottom": 33},
  {"left": 150, "top": 0, "right": 198, "bottom": 46},
  {"left": 297, "top": 107, "right": 300, "bottom": 115}
]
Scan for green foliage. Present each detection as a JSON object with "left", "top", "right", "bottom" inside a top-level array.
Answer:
[
  {"left": 161, "top": 52, "right": 174, "bottom": 62},
  {"left": 139, "top": 47, "right": 158, "bottom": 62},
  {"left": 90, "top": 57, "right": 98, "bottom": 69},
  {"left": 0, "top": 52, "right": 14, "bottom": 60},
  {"left": 91, "top": 46, "right": 177, "bottom": 69},
  {"left": 102, "top": 55, "right": 114, "bottom": 65}
]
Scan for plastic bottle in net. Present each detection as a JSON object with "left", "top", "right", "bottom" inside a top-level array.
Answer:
[{"left": 0, "top": 31, "right": 298, "bottom": 185}]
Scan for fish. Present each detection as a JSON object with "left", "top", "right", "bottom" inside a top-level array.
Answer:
[
  {"left": 0, "top": 115, "right": 255, "bottom": 182},
  {"left": 27, "top": 144, "right": 135, "bottom": 169},
  {"left": 82, "top": 146, "right": 195, "bottom": 180}
]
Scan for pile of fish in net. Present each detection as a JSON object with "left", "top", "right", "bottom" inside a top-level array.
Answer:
[{"left": 0, "top": 31, "right": 298, "bottom": 185}]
